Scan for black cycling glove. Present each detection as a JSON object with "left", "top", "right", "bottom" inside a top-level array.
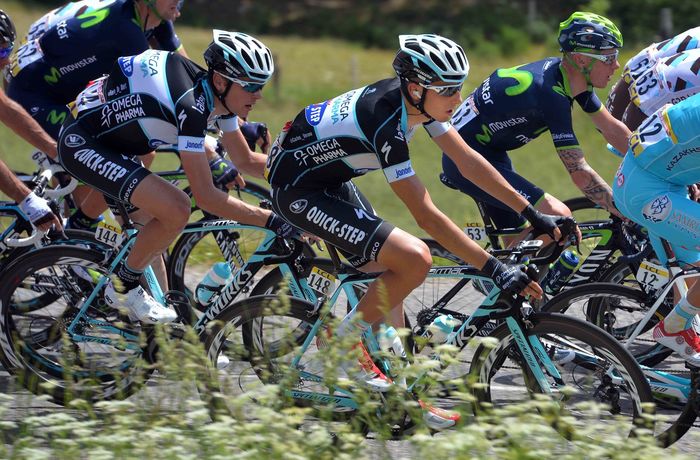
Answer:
[
  {"left": 208, "top": 158, "right": 239, "bottom": 187},
  {"left": 482, "top": 255, "right": 531, "bottom": 294},
  {"left": 521, "top": 204, "right": 571, "bottom": 242},
  {"left": 265, "top": 213, "right": 302, "bottom": 240}
]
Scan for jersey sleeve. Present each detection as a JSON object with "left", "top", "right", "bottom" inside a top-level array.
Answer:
[
  {"left": 148, "top": 20, "right": 182, "bottom": 52},
  {"left": 215, "top": 114, "right": 240, "bottom": 133},
  {"left": 543, "top": 90, "right": 580, "bottom": 150},
  {"left": 423, "top": 120, "right": 451, "bottom": 137},
  {"left": 175, "top": 95, "right": 209, "bottom": 152},
  {"left": 373, "top": 120, "right": 414, "bottom": 183}
]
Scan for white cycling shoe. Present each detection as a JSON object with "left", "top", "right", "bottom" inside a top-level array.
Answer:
[{"left": 105, "top": 284, "right": 178, "bottom": 324}]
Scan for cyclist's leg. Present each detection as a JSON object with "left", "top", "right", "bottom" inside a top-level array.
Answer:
[
  {"left": 442, "top": 150, "right": 564, "bottom": 245},
  {"left": 613, "top": 159, "right": 700, "bottom": 362}
]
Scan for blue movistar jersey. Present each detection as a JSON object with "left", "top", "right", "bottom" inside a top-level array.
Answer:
[
  {"left": 452, "top": 58, "right": 598, "bottom": 153},
  {"left": 626, "top": 93, "right": 700, "bottom": 185},
  {"left": 265, "top": 78, "right": 450, "bottom": 189},
  {"left": 8, "top": 0, "right": 176, "bottom": 104}
]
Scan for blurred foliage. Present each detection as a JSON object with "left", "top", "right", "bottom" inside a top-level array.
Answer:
[{"left": 23, "top": 0, "right": 700, "bottom": 53}]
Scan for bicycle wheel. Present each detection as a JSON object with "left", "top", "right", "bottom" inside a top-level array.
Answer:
[
  {"left": 0, "top": 245, "right": 156, "bottom": 404},
  {"left": 563, "top": 196, "right": 611, "bottom": 222},
  {"left": 468, "top": 312, "right": 658, "bottom": 440},
  {"left": 203, "top": 295, "right": 364, "bottom": 422}
]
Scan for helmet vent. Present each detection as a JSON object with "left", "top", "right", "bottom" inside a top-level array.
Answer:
[{"left": 429, "top": 52, "right": 447, "bottom": 71}]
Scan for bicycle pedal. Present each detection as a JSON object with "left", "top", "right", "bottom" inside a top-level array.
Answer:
[{"left": 163, "top": 290, "right": 191, "bottom": 310}]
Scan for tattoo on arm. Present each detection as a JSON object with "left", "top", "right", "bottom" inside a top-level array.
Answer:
[{"left": 558, "top": 147, "right": 617, "bottom": 213}]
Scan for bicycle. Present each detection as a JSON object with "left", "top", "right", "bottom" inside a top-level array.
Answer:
[
  {"left": 542, "top": 235, "right": 700, "bottom": 446},
  {"left": 202, "top": 239, "right": 657, "bottom": 438}
]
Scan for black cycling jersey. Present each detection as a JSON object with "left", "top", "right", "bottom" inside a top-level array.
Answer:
[{"left": 265, "top": 77, "right": 450, "bottom": 190}]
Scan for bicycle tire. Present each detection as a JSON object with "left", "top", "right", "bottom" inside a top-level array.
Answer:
[
  {"left": 468, "top": 312, "right": 659, "bottom": 441},
  {"left": 0, "top": 245, "right": 157, "bottom": 404}
]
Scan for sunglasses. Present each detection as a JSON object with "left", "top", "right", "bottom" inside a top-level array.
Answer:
[
  {"left": 229, "top": 76, "right": 265, "bottom": 93},
  {"left": 0, "top": 43, "right": 13, "bottom": 59},
  {"left": 575, "top": 50, "right": 619, "bottom": 65},
  {"left": 421, "top": 82, "right": 463, "bottom": 97}
]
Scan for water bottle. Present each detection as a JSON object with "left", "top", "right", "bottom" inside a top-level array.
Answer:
[
  {"left": 376, "top": 325, "right": 407, "bottom": 386},
  {"left": 195, "top": 262, "right": 232, "bottom": 305},
  {"left": 427, "top": 314, "right": 459, "bottom": 344},
  {"left": 542, "top": 250, "right": 579, "bottom": 295}
]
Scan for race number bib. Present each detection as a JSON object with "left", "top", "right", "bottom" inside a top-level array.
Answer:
[
  {"left": 307, "top": 266, "right": 337, "bottom": 296},
  {"left": 463, "top": 223, "right": 487, "bottom": 242},
  {"left": 630, "top": 69, "right": 662, "bottom": 110},
  {"left": 629, "top": 110, "right": 671, "bottom": 157},
  {"left": 635, "top": 260, "right": 669, "bottom": 292},
  {"left": 95, "top": 220, "right": 125, "bottom": 248},
  {"left": 9, "top": 40, "right": 44, "bottom": 78}
]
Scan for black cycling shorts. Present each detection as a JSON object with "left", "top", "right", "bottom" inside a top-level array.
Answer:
[
  {"left": 58, "top": 118, "right": 151, "bottom": 214},
  {"left": 271, "top": 182, "right": 394, "bottom": 267}
]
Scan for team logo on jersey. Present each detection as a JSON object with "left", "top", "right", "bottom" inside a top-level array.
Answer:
[
  {"left": 305, "top": 101, "right": 329, "bottom": 126},
  {"left": 118, "top": 57, "right": 135, "bottom": 77},
  {"left": 64, "top": 134, "right": 86, "bottom": 148},
  {"left": 289, "top": 199, "right": 308, "bottom": 214},
  {"left": 642, "top": 195, "right": 672, "bottom": 223}
]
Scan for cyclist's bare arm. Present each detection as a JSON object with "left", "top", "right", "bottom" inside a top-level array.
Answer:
[
  {"left": 433, "top": 128, "right": 530, "bottom": 214},
  {"left": 180, "top": 150, "right": 269, "bottom": 225},
  {"left": 557, "top": 146, "right": 622, "bottom": 217},
  {"left": 220, "top": 129, "right": 267, "bottom": 178},
  {"left": 0, "top": 89, "right": 57, "bottom": 159},
  {"left": 589, "top": 106, "right": 632, "bottom": 153},
  {"left": 390, "top": 175, "right": 541, "bottom": 297},
  {"left": 0, "top": 159, "right": 32, "bottom": 203}
]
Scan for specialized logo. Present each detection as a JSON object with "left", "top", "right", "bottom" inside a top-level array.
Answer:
[
  {"left": 64, "top": 134, "right": 86, "bottom": 148},
  {"left": 119, "top": 57, "right": 135, "bottom": 77},
  {"left": 306, "top": 206, "right": 366, "bottom": 244},
  {"left": 354, "top": 208, "right": 376, "bottom": 221},
  {"left": 149, "top": 139, "right": 169, "bottom": 149},
  {"left": 381, "top": 141, "right": 392, "bottom": 163},
  {"left": 74, "top": 148, "right": 128, "bottom": 181},
  {"left": 177, "top": 110, "right": 188, "bottom": 130},
  {"left": 289, "top": 199, "right": 308, "bottom": 214},
  {"left": 305, "top": 101, "right": 329, "bottom": 126},
  {"left": 642, "top": 195, "right": 672, "bottom": 223}
]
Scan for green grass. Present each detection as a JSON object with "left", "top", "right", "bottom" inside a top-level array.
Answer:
[{"left": 1, "top": 0, "right": 628, "bottom": 235}]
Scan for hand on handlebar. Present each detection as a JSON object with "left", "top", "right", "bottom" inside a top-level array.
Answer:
[
  {"left": 521, "top": 205, "right": 581, "bottom": 246},
  {"left": 482, "top": 255, "right": 543, "bottom": 300}
]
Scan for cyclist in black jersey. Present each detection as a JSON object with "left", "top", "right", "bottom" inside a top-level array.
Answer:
[
  {"left": 58, "top": 30, "right": 290, "bottom": 324},
  {"left": 266, "top": 34, "right": 574, "bottom": 424},
  {"left": 0, "top": 10, "right": 61, "bottom": 231},
  {"left": 440, "top": 12, "right": 632, "bottom": 232}
]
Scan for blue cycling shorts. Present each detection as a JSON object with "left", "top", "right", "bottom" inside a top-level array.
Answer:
[{"left": 613, "top": 157, "right": 700, "bottom": 265}]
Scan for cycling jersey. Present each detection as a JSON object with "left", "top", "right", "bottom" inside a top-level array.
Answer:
[
  {"left": 623, "top": 27, "right": 700, "bottom": 84},
  {"left": 630, "top": 49, "right": 700, "bottom": 116},
  {"left": 441, "top": 57, "right": 598, "bottom": 228},
  {"left": 266, "top": 77, "right": 449, "bottom": 264},
  {"left": 58, "top": 50, "right": 238, "bottom": 205},
  {"left": 6, "top": 0, "right": 179, "bottom": 138},
  {"left": 613, "top": 94, "right": 700, "bottom": 264},
  {"left": 265, "top": 78, "right": 450, "bottom": 189}
]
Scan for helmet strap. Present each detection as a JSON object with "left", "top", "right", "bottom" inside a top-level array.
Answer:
[
  {"left": 400, "top": 78, "right": 435, "bottom": 123},
  {"left": 209, "top": 71, "right": 235, "bottom": 115},
  {"left": 564, "top": 53, "right": 594, "bottom": 88}
]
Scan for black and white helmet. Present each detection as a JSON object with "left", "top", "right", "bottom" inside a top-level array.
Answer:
[
  {"left": 203, "top": 30, "right": 274, "bottom": 84},
  {"left": 393, "top": 34, "right": 469, "bottom": 85},
  {"left": 0, "top": 10, "right": 16, "bottom": 46}
]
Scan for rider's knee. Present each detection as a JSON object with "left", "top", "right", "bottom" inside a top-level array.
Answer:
[
  {"left": 160, "top": 189, "right": 191, "bottom": 230},
  {"left": 401, "top": 241, "right": 432, "bottom": 284}
]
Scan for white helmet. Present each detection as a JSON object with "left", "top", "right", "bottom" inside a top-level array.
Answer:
[
  {"left": 393, "top": 34, "right": 469, "bottom": 85},
  {"left": 203, "top": 29, "right": 274, "bottom": 84}
]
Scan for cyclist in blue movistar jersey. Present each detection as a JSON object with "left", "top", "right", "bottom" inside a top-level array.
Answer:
[
  {"left": 5, "top": 0, "right": 182, "bottom": 230},
  {"left": 58, "top": 30, "right": 286, "bottom": 324},
  {"left": 606, "top": 26, "right": 700, "bottom": 119},
  {"left": 440, "top": 12, "right": 631, "bottom": 232},
  {"left": 0, "top": 10, "right": 61, "bottom": 231},
  {"left": 266, "top": 34, "right": 574, "bottom": 427},
  {"left": 612, "top": 93, "right": 700, "bottom": 365}
]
